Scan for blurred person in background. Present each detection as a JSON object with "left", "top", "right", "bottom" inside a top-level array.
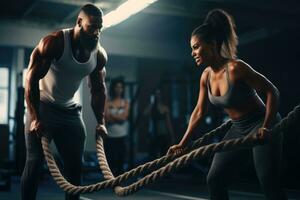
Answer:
[
  {"left": 105, "top": 77, "right": 129, "bottom": 175},
  {"left": 145, "top": 88, "right": 175, "bottom": 159}
]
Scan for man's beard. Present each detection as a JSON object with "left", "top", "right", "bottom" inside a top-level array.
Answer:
[{"left": 79, "top": 28, "right": 98, "bottom": 51}]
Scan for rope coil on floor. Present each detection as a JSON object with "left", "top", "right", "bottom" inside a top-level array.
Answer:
[{"left": 41, "top": 104, "right": 300, "bottom": 196}]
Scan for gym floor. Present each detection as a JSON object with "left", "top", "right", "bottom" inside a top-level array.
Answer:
[{"left": 1, "top": 172, "right": 300, "bottom": 200}]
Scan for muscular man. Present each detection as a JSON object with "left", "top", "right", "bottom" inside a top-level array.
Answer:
[{"left": 21, "top": 4, "right": 107, "bottom": 200}]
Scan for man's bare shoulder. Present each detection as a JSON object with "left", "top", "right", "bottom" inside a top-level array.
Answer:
[
  {"left": 36, "top": 30, "right": 64, "bottom": 60},
  {"left": 96, "top": 45, "right": 108, "bottom": 68}
]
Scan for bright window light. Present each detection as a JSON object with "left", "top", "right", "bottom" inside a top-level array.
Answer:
[
  {"left": 0, "top": 68, "right": 9, "bottom": 124},
  {"left": 103, "top": 0, "right": 158, "bottom": 29}
]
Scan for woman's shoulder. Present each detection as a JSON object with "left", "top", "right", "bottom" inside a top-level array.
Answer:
[
  {"left": 200, "top": 67, "right": 211, "bottom": 85},
  {"left": 228, "top": 59, "right": 251, "bottom": 72},
  {"left": 227, "top": 59, "right": 252, "bottom": 81}
]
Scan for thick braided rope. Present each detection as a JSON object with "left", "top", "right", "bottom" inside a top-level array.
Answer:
[
  {"left": 43, "top": 137, "right": 161, "bottom": 194},
  {"left": 97, "top": 104, "right": 300, "bottom": 196},
  {"left": 272, "top": 104, "right": 300, "bottom": 135},
  {"left": 95, "top": 136, "right": 125, "bottom": 195},
  {"left": 189, "top": 120, "right": 232, "bottom": 150},
  {"left": 41, "top": 131, "right": 260, "bottom": 196},
  {"left": 41, "top": 137, "right": 122, "bottom": 194},
  {"left": 41, "top": 118, "right": 232, "bottom": 195},
  {"left": 42, "top": 104, "right": 300, "bottom": 196},
  {"left": 113, "top": 133, "right": 264, "bottom": 196},
  {"left": 95, "top": 120, "right": 233, "bottom": 194}
]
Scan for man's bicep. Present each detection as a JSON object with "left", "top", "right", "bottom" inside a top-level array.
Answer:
[
  {"left": 27, "top": 34, "right": 61, "bottom": 81},
  {"left": 88, "top": 66, "right": 106, "bottom": 92},
  {"left": 96, "top": 67, "right": 106, "bottom": 90},
  {"left": 27, "top": 48, "right": 51, "bottom": 81},
  {"left": 99, "top": 67, "right": 106, "bottom": 82}
]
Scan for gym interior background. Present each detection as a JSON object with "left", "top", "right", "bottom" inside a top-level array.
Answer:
[{"left": 0, "top": 0, "right": 300, "bottom": 199}]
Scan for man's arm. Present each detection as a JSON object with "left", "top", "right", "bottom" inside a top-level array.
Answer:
[
  {"left": 25, "top": 33, "right": 62, "bottom": 133},
  {"left": 88, "top": 48, "right": 107, "bottom": 125}
]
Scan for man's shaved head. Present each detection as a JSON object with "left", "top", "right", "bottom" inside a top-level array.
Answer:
[
  {"left": 75, "top": 3, "right": 103, "bottom": 51},
  {"left": 79, "top": 3, "right": 103, "bottom": 18}
]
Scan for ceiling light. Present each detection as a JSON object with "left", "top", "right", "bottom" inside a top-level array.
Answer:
[{"left": 103, "top": 0, "right": 158, "bottom": 29}]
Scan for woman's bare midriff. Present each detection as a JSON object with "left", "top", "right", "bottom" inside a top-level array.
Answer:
[{"left": 224, "top": 96, "right": 265, "bottom": 120}]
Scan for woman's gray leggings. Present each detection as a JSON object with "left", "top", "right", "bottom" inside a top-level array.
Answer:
[
  {"left": 207, "top": 111, "right": 286, "bottom": 200},
  {"left": 21, "top": 101, "right": 86, "bottom": 200}
]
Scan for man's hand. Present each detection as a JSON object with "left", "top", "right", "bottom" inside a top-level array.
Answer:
[
  {"left": 167, "top": 144, "right": 185, "bottom": 156},
  {"left": 95, "top": 124, "right": 108, "bottom": 139},
  {"left": 29, "top": 119, "right": 44, "bottom": 137}
]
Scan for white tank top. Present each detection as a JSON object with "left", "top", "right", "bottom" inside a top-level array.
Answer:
[
  {"left": 107, "top": 99, "right": 129, "bottom": 138},
  {"left": 40, "top": 29, "right": 97, "bottom": 107}
]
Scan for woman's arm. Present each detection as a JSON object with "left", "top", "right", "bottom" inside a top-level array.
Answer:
[
  {"left": 105, "top": 100, "right": 130, "bottom": 122},
  {"left": 232, "top": 60, "right": 280, "bottom": 129},
  {"left": 115, "top": 100, "right": 130, "bottom": 121},
  {"left": 168, "top": 68, "right": 210, "bottom": 154},
  {"left": 105, "top": 100, "right": 115, "bottom": 123}
]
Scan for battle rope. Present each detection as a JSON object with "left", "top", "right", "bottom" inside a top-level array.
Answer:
[
  {"left": 41, "top": 104, "right": 300, "bottom": 196},
  {"left": 41, "top": 118, "right": 232, "bottom": 195},
  {"left": 115, "top": 104, "right": 300, "bottom": 195},
  {"left": 95, "top": 120, "right": 232, "bottom": 195}
]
